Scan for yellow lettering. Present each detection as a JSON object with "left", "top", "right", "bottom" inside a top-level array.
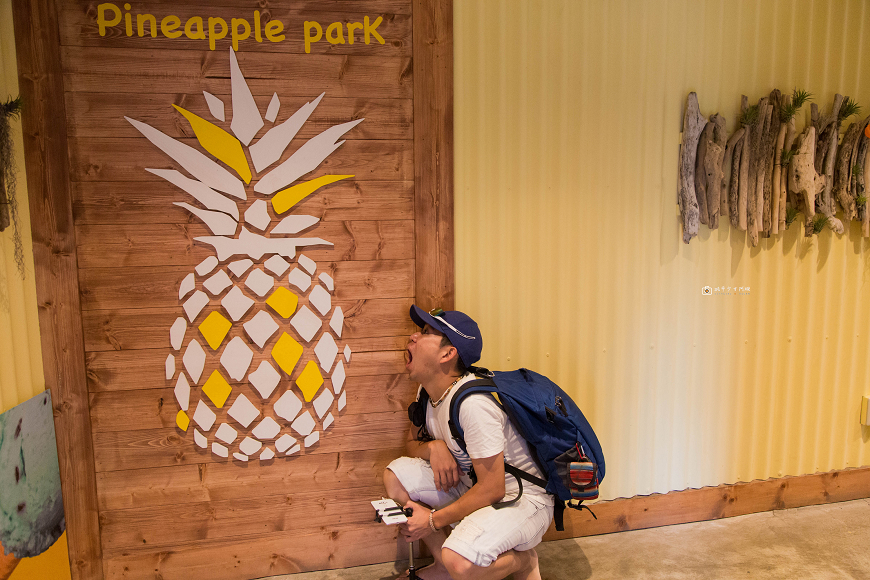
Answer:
[
  {"left": 265, "top": 20, "right": 285, "bottom": 42},
  {"left": 364, "top": 16, "right": 384, "bottom": 45},
  {"left": 326, "top": 22, "right": 345, "bottom": 45},
  {"left": 97, "top": 3, "right": 121, "bottom": 36},
  {"left": 137, "top": 13, "right": 157, "bottom": 38},
  {"left": 124, "top": 3, "right": 132, "bottom": 36},
  {"left": 347, "top": 22, "right": 362, "bottom": 44},
  {"left": 254, "top": 11, "right": 262, "bottom": 42},
  {"left": 231, "top": 18, "right": 250, "bottom": 51},
  {"left": 208, "top": 17, "right": 228, "bottom": 50},
  {"left": 184, "top": 17, "right": 206, "bottom": 40},
  {"left": 303, "top": 21, "right": 321, "bottom": 53},
  {"left": 161, "top": 15, "right": 182, "bottom": 38}
]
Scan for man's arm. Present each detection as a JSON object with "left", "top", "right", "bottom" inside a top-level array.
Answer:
[
  {"left": 401, "top": 452, "right": 506, "bottom": 542},
  {"left": 404, "top": 425, "right": 462, "bottom": 491}
]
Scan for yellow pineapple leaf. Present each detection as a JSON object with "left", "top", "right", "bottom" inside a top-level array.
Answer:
[
  {"left": 271, "top": 174, "right": 353, "bottom": 214},
  {"left": 173, "top": 105, "right": 252, "bottom": 184},
  {"left": 199, "top": 311, "right": 232, "bottom": 351},
  {"left": 272, "top": 332, "right": 303, "bottom": 376},
  {"left": 176, "top": 410, "right": 190, "bottom": 431},
  {"left": 266, "top": 286, "right": 298, "bottom": 319},
  {"left": 296, "top": 360, "right": 324, "bottom": 402},
  {"left": 202, "top": 370, "right": 233, "bottom": 408}
]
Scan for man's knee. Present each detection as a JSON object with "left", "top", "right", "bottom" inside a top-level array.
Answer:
[
  {"left": 383, "top": 467, "right": 405, "bottom": 496},
  {"left": 442, "top": 548, "right": 475, "bottom": 579}
]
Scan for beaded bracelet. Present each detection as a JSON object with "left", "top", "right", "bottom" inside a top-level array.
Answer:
[{"left": 428, "top": 509, "right": 440, "bottom": 533}]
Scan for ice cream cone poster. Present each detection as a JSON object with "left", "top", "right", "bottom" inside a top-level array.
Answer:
[{"left": 0, "top": 391, "right": 71, "bottom": 580}]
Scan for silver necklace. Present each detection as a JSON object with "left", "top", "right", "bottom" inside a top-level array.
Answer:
[{"left": 430, "top": 375, "right": 465, "bottom": 408}]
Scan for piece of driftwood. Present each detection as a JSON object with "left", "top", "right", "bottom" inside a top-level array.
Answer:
[
  {"left": 849, "top": 116, "right": 870, "bottom": 208},
  {"left": 833, "top": 121, "right": 862, "bottom": 222},
  {"left": 812, "top": 94, "right": 845, "bottom": 175},
  {"left": 704, "top": 114, "right": 727, "bottom": 229},
  {"left": 863, "top": 143, "right": 870, "bottom": 237},
  {"left": 820, "top": 114, "right": 841, "bottom": 220},
  {"left": 782, "top": 118, "right": 797, "bottom": 223},
  {"left": 748, "top": 98, "right": 770, "bottom": 246},
  {"left": 789, "top": 126, "right": 821, "bottom": 235},
  {"left": 761, "top": 91, "right": 782, "bottom": 237},
  {"left": 738, "top": 96, "right": 751, "bottom": 231},
  {"left": 679, "top": 93, "right": 706, "bottom": 244},
  {"left": 724, "top": 127, "right": 745, "bottom": 227},
  {"left": 695, "top": 121, "right": 713, "bottom": 225}
]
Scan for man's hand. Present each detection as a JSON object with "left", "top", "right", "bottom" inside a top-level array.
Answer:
[
  {"left": 399, "top": 500, "right": 432, "bottom": 543},
  {"left": 428, "top": 439, "right": 461, "bottom": 491}
]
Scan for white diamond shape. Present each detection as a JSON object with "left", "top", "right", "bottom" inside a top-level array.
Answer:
[
  {"left": 212, "top": 442, "right": 228, "bottom": 457},
  {"left": 194, "top": 428, "right": 207, "bottom": 448},
  {"left": 323, "top": 413, "right": 334, "bottom": 430},
  {"left": 275, "top": 434, "right": 297, "bottom": 453},
  {"left": 290, "top": 305, "right": 321, "bottom": 343},
  {"left": 344, "top": 344, "right": 351, "bottom": 362},
  {"left": 338, "top": 391, "right": 347, "bottom": 411},
  {"left": 228, "top": 259, "right": 253, "bottom": 278},
  {"left": 260, "top": 448, "right": 275, "bottom": 461},
  {"left": 193, "top": 400, "right": 216, "bottom": 431},
  {"left": 179, "top": 273, "right": 195, "bottom": 300},
  {"left": 221, "top": 286, "right": 255, "bottom": 322},
  {"left": 220, "top": 336, "right": 253, "bottom": 380},
  {"left": 203, "top": 269, "right": 233, "bottom": 295},
  {"left": 329, "top": 307, "right": 344, "bottom": 338},
  {"left": 245, "top": 269, "right": 275, "bottom": 297},
  {"left": 183, "top": 339, "right": 206, "bottom": 383},
  {"left": 215, "top": 423, "right": 238, "bottom": 444},
  {"left": 244, "top": 199, "right": 271, "bottom": 231},
  {"left": 318, "top": 272, "right": 334, "bottom": 291},
  {"left": 170, "top": 317, "right": 187, "bottom": 350},
  {"left": 243, "top": 310, "right": 279, "bottom": 349},
  {"left": 331, "top": 360, "right": 346, "bottom": 394},
  {"left": 174, "top": 373, "right": 190, "bottom": 411},
  {"left": 248, "top": 361, "right": 281, "bottom": 399},
  {"left": 196, "top": 256, "right": 218, "bottom": 276},
  {"left": 264, "top": 255, "right": 290, "bottom": 276},
  {"left": 313, "top": 388, "right": 334, "bottom": 419},
  {"left": 165, "top": 354, "right": 175, "bottom": 380},
  {"left": 274, "top": 391, "right": 303, "bottom": 422},
  {"left": 252, "top": 416, "right": 280, "bottom": 439},
  {"left": 287, "top": 267, "right": 311, "bottom": 292},
  {"left": 314, "top": 332, "right": 338, "bottom": 373},
  {"left": 291, "top": 410, "right": 315, "bottom": 436},
  {"left": 233, "top": 452, "right": 249, "bottom": 462},
  {"left": 304, "top": 432, "right": 320, "bottom": 447},
  {"left": 239, "top": 436, "right": 262, "bottom": 455},
  {"left": 298, "top": 254, "right": 316, "bottom": 275},
  {"left": 286, "top": 444, "right": 301, "bottom": 456},
  {"left": 228, "top": 393, "right": 260, "bottom": 428},
  {"left": 309, "top": 285, "right": 331, "bottom": 316},
  {"left": 183, "top": 290, "right": 210, "bottom": 323}
]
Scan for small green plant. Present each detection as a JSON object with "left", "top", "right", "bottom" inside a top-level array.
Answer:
[
  {"left": 856, "top": 196, "right": 867, "bottom": 208},
  {"left": 781, "top": 148, "right": 796, "bottom": 166},
  {"left": 853, "top": 163, "right": 863, "bottom": 177},
  {"left": 1, "top": 95, "right": 24, "bottom": 277},
  {"left": 785, "top": 206, "right": 799, "bottom": 227},
  {"left": 740, "top": 104, "right": 760, "bottom": 127},
  {"left": 812, "top": 213, "right": 830, "bottom": 234},
  {"left": 780, "top": 89, "right": 812, "bottom": 122},
  {"left": 839, "top": 97, "right": 861, "bottom": 121}
]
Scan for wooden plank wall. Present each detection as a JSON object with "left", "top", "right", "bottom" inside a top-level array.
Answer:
[{"left": 15, "top": 0, "right": 455, "bottom": 578}]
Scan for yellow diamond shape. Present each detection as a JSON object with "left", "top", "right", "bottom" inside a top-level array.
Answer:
[
  {"left": 296, "top": 361, "right": 324, "bottom": 402},
  {"left": 199, "top": 311, "right": 232, "bottom": 351},
  {"left": 176, "top": 410, "right": 190, "bottom": 431},
  {"left": 272, "top": 332, "right": 303, "bottom": 376},
  {"left": 266, "top": 286, "right": 299, "bottom": 319},
  {"left": 202, "top": 370, "right": 232, "bottom": 408}
]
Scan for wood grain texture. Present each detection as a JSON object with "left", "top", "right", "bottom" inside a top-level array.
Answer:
[
  {"left": 544, "top": 466, "right": 870, "bottom": 541},
  {"left": 62, "top": 47, "right": 413, "bottom": 98},
  {"left": 59, "top": 3, "right": 411, "bottom": 56},
  {"left": 72, "top": 180, "right": 414, "bottom": 224},
  {"left": 11, "top": 0, "right": 104, "bottom": 577},
  {"left": 413, "top": 0, "right": 454, "bottom": 310}
]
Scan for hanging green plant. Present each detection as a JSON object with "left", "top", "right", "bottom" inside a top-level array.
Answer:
[{"left": 0, "top": 96, "right": 25, "bottom": 278}]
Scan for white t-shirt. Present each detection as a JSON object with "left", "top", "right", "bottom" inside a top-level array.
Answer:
[{"left": 423, "top": 374, "right": 553, "bottom": 506}]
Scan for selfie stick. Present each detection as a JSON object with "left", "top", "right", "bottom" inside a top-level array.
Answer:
[{"left": 404, "top": 507, "right": 419, "bottom": 580}]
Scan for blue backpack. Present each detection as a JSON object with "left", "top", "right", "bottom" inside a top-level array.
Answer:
[{"left": 409, "top": 368, "right": 605, "bottom": 531}]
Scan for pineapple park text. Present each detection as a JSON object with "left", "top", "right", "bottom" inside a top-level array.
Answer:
[{"left": 97, "top": 4, "right": 386, "bottom": 53}]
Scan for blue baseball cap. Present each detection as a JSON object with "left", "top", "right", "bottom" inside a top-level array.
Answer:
[{"left": 410, "top": 305, "right": 482, "bottom": 368}]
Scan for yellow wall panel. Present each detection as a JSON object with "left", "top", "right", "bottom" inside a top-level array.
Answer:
[{"left": 455, "top": 0, "right": 870, "bottom": 501}]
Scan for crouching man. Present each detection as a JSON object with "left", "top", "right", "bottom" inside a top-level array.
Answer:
[{"left": 384, "top": 306, "right": 553, "bottom": 580}]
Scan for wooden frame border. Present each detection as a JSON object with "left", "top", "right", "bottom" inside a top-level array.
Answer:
[
  {"left": 545, "top": 466, "right": 870, "bottom": 541},
  {"left": 11, "top": 0, "right": 103, "bottom": 578},
  {"left": 413, "top": 0, "right": 455, "bottom": 311}
]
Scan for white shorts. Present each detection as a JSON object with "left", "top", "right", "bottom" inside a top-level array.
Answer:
[{"left": 386, "top": 456, "right": 554, "bottom": 567}]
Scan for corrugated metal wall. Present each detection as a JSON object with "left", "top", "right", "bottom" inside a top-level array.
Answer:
[
  {"left": 454, "top": 0, "right": 870, "bottom": 501},
  {"left": 0, "top": 0, "right": 45, "bottom": 414}
]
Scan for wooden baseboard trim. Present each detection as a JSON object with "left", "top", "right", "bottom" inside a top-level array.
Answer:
[{"left": 544, "top": 466, "right": 870, "bottom": 541}]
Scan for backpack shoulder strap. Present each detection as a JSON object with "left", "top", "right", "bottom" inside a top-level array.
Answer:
[{"left": 447, "top": 378, "right": 499, "bottom": 451}]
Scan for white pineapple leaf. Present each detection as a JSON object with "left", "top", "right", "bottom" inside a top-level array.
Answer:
[
  {"left": 126, "top": 116, "right": 246, "bottom": 199},
  {"left": 229, "top": 48, "right": 263, "bottom": 146},
  {"left": 249, "top": 92, "right": 325, "bottom": 174},
  {"left": 195, "top": 227, "right": 333, "bottom": 261},
  {"left": 254, "top": 118, "right": 365, "bottom": 195},
  {"left": 174, "top": 202, "right": 238, "bottom": 236},
  {"left": 147, "top": 168, "right": 239, "bottom": 219},
  {"left": 270, "top": 215, "right": 320, "bottom": 235}
]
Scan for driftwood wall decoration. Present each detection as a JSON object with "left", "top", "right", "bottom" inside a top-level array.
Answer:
[{"left": 679, "top": 90, "right": 870, "bottom": 245}]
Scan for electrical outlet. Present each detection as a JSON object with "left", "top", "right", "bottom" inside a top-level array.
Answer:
[{"left": 861, "top": 396, "right": 870, "bottom": 426}]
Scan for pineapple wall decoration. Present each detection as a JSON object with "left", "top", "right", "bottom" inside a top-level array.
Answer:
[{"left": 126, "top": 49, "right": 362, "bottom": 463}]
